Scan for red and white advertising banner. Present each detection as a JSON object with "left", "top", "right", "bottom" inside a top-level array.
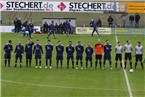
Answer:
[{"left": 0, "top": 1, "right": 119, "bottom": 12}]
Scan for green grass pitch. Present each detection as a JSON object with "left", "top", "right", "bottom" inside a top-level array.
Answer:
[{"left": 1, "top": 33, "right": 145, "bottom": 97}]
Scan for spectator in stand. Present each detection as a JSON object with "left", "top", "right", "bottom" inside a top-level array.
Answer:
[
  {"left": 14, "top": 18, "right": 18, "bottom": 33},
  {"left": 107, "top": 16, "right": 114, "bottom": 27},
  {"left": 121, "top": 14, "right": 127, "bottom": 28},
  {"left": 135, "top": 13, "right": 141, "bottom": 28},
  {"left": 129, "top": 14, "right": 135, "bottom": 28},
  {"left": 97, "top": 18, "right": 102, "bottom": 27},
  {"left": 89, "top": 19, "right": 94, "bottom": 27},
  {"left": 43, "top": 22, "right": 49, "bottom": 33}
]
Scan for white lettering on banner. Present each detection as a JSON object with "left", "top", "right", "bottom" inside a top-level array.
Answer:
[
  {"left": 0, "top": 1, "right": 119, "bottom": 12},
  {"left": 69, "top": 2, "right": 118, "bottom": 12},
  {"left": 76, "top": 27, "right": 111, "bottom": 34}
]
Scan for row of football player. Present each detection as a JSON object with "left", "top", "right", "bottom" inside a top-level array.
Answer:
[{"left": 4, "top": 39, "right": 144, "bottom": 70}]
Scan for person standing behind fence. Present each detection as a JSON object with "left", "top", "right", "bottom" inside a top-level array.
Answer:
[
  {"left": 17, "top": 18, "right": 22, "bottom": 33},
  {"left": 68, "top": 20, "right": 72, "bottom": 35},
  {"left": 65, "top": 20, "right": 71, "bottom": 36},
  {"left": 135, "top": 13, "right": 141, "bottom": 28},
  {"left": 29, "top": 22, "right": 34, "bottom": 38},
  {"left": 47, "top": 21, "right": 56, "bottom": 39},
  {"left": 129, "top": 14, "right": 134, "bottom": 28},
  {"left": 14, "top": 18, "right": 18, "bottom": 33},
  {"left": 107, "top": 16, "right": 114, "bottom": 27},
  {"left": 62, "top": 21, "right": 67, "bottom": 35},
  {"left": 43, "top": 22, "right": 49, "bottom": 33},
  {"left": 97, "top": 18, "right": 102, "bottom": 27},
  {"left": 25, "top": 21, "right": 30, "bottom": 37},
  {"left": 121, "top": 14, "right": 127, "bottom": 28}
]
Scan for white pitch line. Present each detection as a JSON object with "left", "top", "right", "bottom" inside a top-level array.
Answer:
[
  {"left": 0, "top": 79, "right": 128, "bottom": 91},
  {"left": 1, "top": 79, "right": 144, "bottom": 92},
  {"left": 115, "top": 34, "right": 133, "bottom": 97}
]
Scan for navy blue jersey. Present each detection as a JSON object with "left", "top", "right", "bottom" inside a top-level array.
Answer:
[
  {"left": 90, "top": 21, "right": 94, "bottom": 27},
  {"left": 56, "top": 45, "right": 64, "bottom": 56},
  {"left": 66, "top": 45, "right": 74, "bottom": 56},
  {"left": 14, "top": 44, "right": 24, "bottom": 55},
  {"left": 76, "top": 44, "right": 84, "bottom": 56},
  {"left": 85, "top": 46, "right": 93, "bottom": 57},
  {"left": 4, "top": 43, "right": 13, "bottom": 54},
  {"left": 92, "top": 21, "right": 98, "bottom": 28},
  {"left": 33, "top": 44, "right": 43, "bottom": 55},
  {"left": 25, "top": 42, "right": 34, "bottom": 53},
  {"left": 45, "top": 43, "right": 53, "bottom": 55},
  {"left": 25, "top": 23, "right": 30, "bottom": 31},
  {"left": 104, "top": 44, "right": 112, "bottom": 55},
  {"left": 49, "top": 24, "right": 55, "bottom": 31},
  {"left": 66, "top": 21, "right": 71, "bottom": 29}
]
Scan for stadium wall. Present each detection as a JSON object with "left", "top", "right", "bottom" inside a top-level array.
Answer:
[{"left": 1, "top": 26, "right": 145, "bottom": 35}]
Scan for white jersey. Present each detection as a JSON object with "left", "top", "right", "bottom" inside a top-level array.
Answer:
[
  {"left": 124, "top": 44, "right": 133, "bottom": 53},
  {"left": 135, "top": 45, "right": 143, "bottom": 55},
  {"left": 115, "top": 45, "right": 123, "bottom": 54}
]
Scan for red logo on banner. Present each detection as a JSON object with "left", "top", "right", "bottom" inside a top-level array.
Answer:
[
  {"left": 57, "top": 2, "right": 66, "bottom": 11},
  {"left": 0, "top": 3, "right": 3, "bottom": 9}
]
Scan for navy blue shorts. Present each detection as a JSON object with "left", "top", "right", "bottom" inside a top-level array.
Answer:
[
  {"left": 26, "top": 53, "right": 32, "bottom": 59},
  {"left": 86, "top": 56, "right": 92, "bottom": 61},
  {"left": 104, "top": 54, "right": 111, "bottom": 60},
  {"left": 16, "top": 54, "right": 22, "bottom": 59},
  {"left": 35, "top": 55, "right": 41, "bottom": 59},
  {"left": 46, "top": 55, "right": 52, "bottom": 59},
  {"left": 76, "top": 55, "right": 83, "bottom": 60},
  {"left": 56, "top": 56, "right": 63, "bottom": 60},
  {"left": 67, "top": 56, "right": 74, "bottom": 60},
  {"left": 4, "top": 53, "right": 11, "bottom": 59}
]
